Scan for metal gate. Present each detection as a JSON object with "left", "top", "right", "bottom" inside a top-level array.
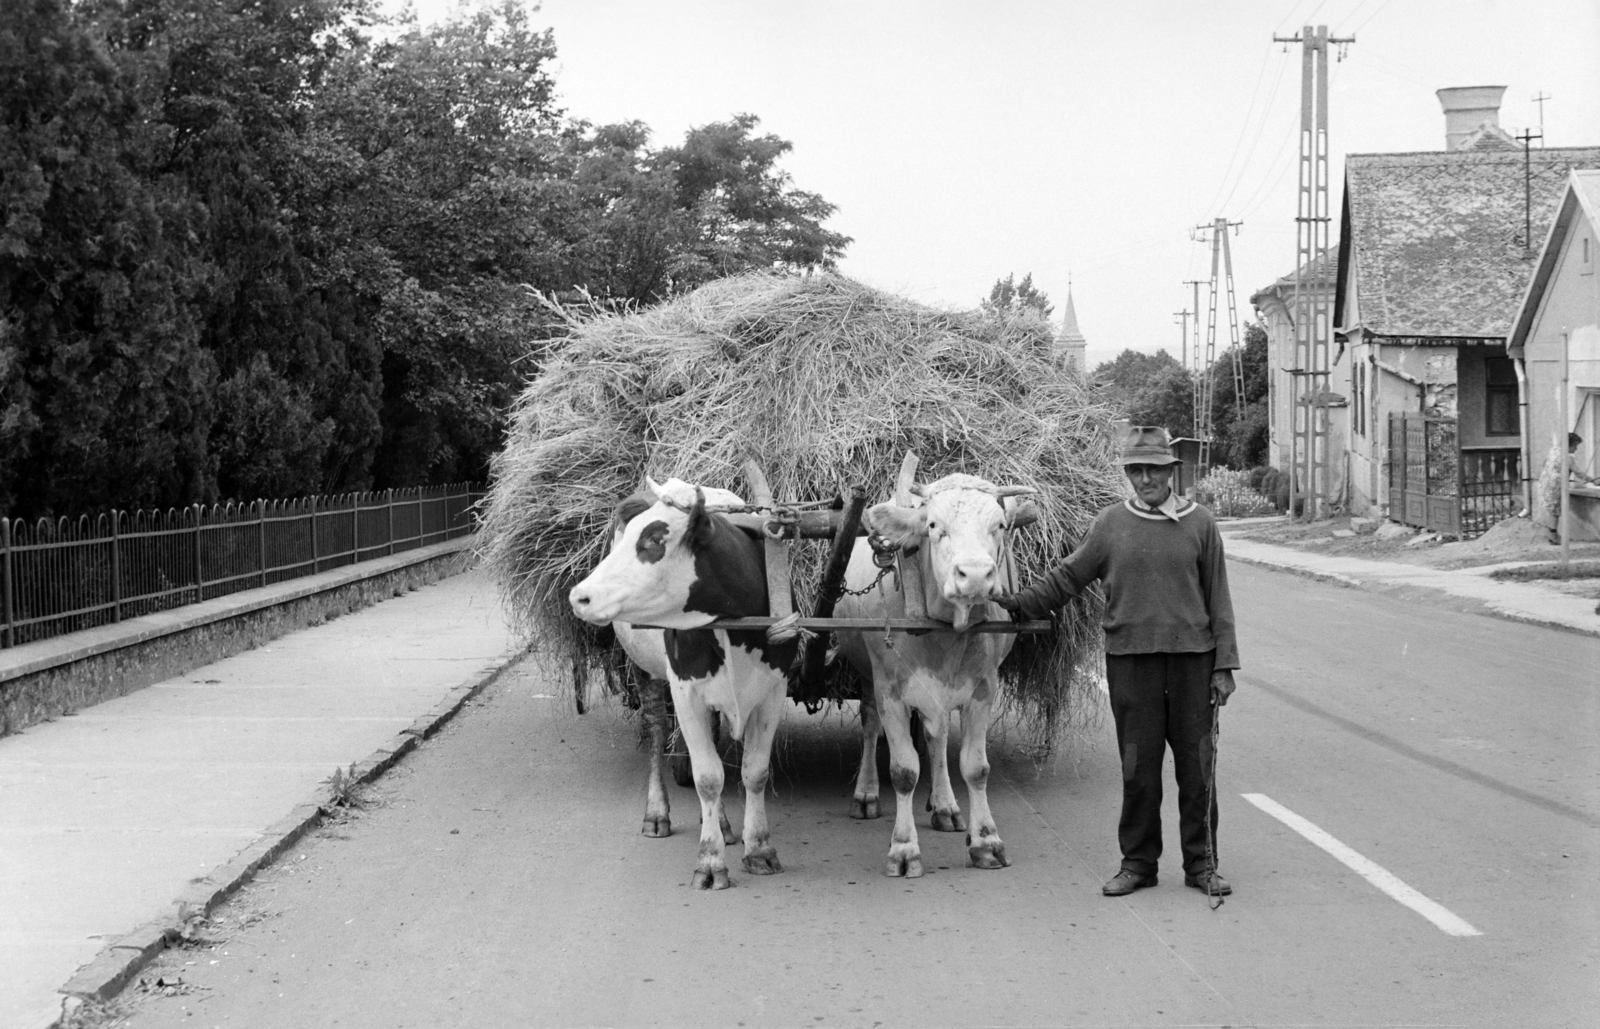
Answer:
[
  {"left": 1387, "top": 414, "right": 1520, "bottom": 539},
  {"left": 1388, "top": 413, "right": 1459, "bottom": 537}
]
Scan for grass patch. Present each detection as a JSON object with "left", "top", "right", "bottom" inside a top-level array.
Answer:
[{"left": 1488, "top": 560, "right": 1600, "bottom": 582}]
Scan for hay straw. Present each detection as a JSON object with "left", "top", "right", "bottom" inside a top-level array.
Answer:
[{"left": 478, "top": 272, "right": 1125, "bottom": 752}]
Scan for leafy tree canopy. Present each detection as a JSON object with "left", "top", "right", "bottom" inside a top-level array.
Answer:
[
  {"left": 982, "top": 272, "right": 1053, "bottom": 320},
  {"left": 1088, "top": 321, "right": 1269, "bottom": 469},
  {"left": 0, "top": 0, "right": 850, "bottom": 519}
]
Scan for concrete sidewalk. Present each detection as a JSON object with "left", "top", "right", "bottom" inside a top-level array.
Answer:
[
  {"left": 1221, "top": 532, "right": 1600, "bottom": 638},
  {"left": 0, "top": 569, "right": 519, "bottom": 1029}
]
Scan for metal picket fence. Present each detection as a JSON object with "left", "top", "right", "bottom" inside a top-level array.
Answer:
[{"left": 0, "top": 484, "right": 483, "bottom": 649}]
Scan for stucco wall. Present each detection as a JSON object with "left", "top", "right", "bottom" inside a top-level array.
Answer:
[{"left": 1521, "top": 205, "right": 1600, "bottom": 540}]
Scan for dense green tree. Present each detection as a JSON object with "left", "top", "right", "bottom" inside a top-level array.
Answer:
[
  {"left": 982, "top": 272, "right": 1052, "bottom": 320},
  {"left": 0, "top": 0, "right": 851, "bottom": 519},
  {"left": 0, "top": 0, "right": 216, "bottom": 516},
  {"left": 1207, "top": 322, "right": 1269, "bottom": 468},
  {"left": 1089, "top": 349, "right": 1182, "bottom": 422},
  {"left": 1087, "top": 323, "right": 1268, "bottom": 467}
]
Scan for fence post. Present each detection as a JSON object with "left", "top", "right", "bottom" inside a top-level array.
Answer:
[
  {"left": 110, "top": 511, "right": 122, "bottom": 623},
  {"left": 310, "top": 495, "right": 318, "bottom": 574},
  {"left": 259, "top": 501, "right": 268, "bottom": 588},
  {"left": 2, "top": 518, "right": 12, "bottom": 648},
  {"left": 352, "top": 494, "right": 359, "bottom": 563},
  {"left": 193, "top": 504, "right": 204, "bottom": 603},
  {"left": 387, "top": 490, "right": 395, "bottom": 556}
]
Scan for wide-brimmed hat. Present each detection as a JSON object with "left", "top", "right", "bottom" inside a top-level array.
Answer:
[{"left": 1120, "top": 425, "right": 1181, "bottom": 467}]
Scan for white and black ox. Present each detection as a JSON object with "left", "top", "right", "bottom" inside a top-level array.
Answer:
[
  {"left": 569, "top": 478, "right": 796, "bottom": 890},
  {"left": 834, "top": 473, "right": 1034, "bottom": 877}
]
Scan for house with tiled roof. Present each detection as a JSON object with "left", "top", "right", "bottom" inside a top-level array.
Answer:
[
  {"left": 1332, "top": 87, "right": 1600, "bottom": 535},
  {"left": 1249, "top": 252, "right": 1338, "bottom": 485},
  {"left": 1506, "top": 170, "right": 1600, "bottom": 541}
]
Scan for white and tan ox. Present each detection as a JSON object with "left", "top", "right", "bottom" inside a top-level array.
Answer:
[
  {"left": 570, "top": 478, "right": 796, "bottom": 890},
  {"left": 834, "top": 473, "right": 1034, "bottom": 877}
]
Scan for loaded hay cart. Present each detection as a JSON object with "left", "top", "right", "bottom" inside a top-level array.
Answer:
[{"left": 478, "top": 272, "right": 1126, "bottom": 762}]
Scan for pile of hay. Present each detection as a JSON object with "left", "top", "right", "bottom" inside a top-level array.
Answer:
[{"left": 479, "top": 272, "right": 1126, "bottom": 751}]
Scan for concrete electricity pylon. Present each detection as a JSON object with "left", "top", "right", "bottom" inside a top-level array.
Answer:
[
  {"left": 1274, "top": 23, "right": 1353, "bottom": 520},
  {"left": 1182, "top": 279, "right": 1207, "bottom": 437},
  {"left": 1190, "top": 219, "right": 1245, "bottom": 472}
]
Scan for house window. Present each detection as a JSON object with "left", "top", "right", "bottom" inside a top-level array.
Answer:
[{"left": 1485, "top": 357, "right": 1518, "bottom": 437}]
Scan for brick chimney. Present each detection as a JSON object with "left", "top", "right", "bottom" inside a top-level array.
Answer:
[{"left": 1436, "top": 86, "right": 1508, "bottom": 150}]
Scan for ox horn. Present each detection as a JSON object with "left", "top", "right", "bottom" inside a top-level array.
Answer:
[
  {"left": 993, "top": 485, "right": 1038, "bottom": 498},
  {"left": 688, "top": 485, "right": 715, "bottom": 548},
  {"left": 641, "top": 475, "right": 663, "bottom": 502}
]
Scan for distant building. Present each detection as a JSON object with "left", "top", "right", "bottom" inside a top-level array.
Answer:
[
  {"left": 1251, "top": 84, "right": 1598, "bottom": 536},
  {"left": 1055, "top": 283, "right": 1087, "bottom": 373},
  {"left": 1249, "top": 252, "right": 1339, "bottom": 487},
  {"left": 1334, "top": 93, "right": 1600, "bottom": 533}
]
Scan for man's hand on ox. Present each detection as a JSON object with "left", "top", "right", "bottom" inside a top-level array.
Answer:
[
  {"left": 991, "top": 593, "right": 1023, "bottom": 621},
  {"left": 1210, "top": 669, "right": 1236, "bottom": 707}
]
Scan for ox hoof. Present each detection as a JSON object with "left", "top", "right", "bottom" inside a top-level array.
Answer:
[
  {"left": 884, "top": 852, "right": 924, "bottom": 878},
  {"left": 930, "top": 808, "right": 967, "bottom": 833},
  {"left": 849, "top": 796, "right": 881, "bottom": 820},
  {"left": 967, "top": 836, "right": 1010, "bottom": 869},
  {"left": 641, "top": 815, "right": 671, "bottom": 838},
  {"left": 742, "top": 848, "right": 783, "bottom": 875},
  {"left": 690, "top": 866, "right": 732, "bottom": 891}
]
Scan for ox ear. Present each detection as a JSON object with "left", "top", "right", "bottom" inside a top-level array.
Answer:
[
  {"left": 1005, "top": 497, "right": 1041, "bottom": 530},
  {"left": 864, "top": 501, "right": 927, "bottom": 547},
  {"left": 685, "top": 485, "right": 716, "bottom": 550}
]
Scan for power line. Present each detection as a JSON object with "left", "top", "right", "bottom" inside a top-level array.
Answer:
[
  {"left": 1348, "top": 0, "right": 1396, "bottom": 35},
  {"left": 1198, "top": 44, "right": 1281, "bottom": 221},
  {"left": 1214, "top": 55, "right": 1295, "bottom": 215}
]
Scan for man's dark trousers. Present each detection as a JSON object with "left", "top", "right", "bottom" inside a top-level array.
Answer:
[{"left": 1105, "top": 650, "right": 1218, "bottom": 877}]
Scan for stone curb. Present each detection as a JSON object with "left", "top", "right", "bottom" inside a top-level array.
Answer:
[
  {"left": 44, "top": 647, "right": 527, "bottom": 1027},
  {"left": 1226, "top": 550, "right": 1600, "bottom": 639}
]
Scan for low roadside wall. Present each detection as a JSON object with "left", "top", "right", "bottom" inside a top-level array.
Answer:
[{"left": 0, "top": 539, "right": 475, "bottom": 737}]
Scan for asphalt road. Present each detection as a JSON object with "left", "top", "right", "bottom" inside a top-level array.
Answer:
[{"left": 103, "top": 563, "right": 1599, "bottom": 1028}]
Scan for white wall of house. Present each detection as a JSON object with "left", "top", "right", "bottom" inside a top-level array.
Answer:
[{"left": 1523, "top": 205, "right": 1600, "bottom": 539}]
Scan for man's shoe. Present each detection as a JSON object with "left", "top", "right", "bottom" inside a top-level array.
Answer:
[
  {"left": 1184, "top": 869, "right": 1232, "bottom": 895},
  {"left": 1101, "top": 869, "right": 1157, "bottom": 896}
]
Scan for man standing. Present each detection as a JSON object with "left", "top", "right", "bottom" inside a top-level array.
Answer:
[{"left": 997, "top": 426, "right": 1238, "bottom": 897}]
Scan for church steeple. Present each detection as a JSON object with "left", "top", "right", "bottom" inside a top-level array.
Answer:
[{"left": 1056, "top": 276, "right": 1087, "bottom": 373}]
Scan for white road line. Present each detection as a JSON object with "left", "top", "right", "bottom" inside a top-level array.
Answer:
[{"left": 1241, "top": 792, "right": 1482, "bottom": 937}]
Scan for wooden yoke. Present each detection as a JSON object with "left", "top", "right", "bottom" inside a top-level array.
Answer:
[
  {"left": 892, "top": 451, "right": 929, "bottom": 620},
  {"left": 741, "top": 459, "right": 793, "bottom": 622}
]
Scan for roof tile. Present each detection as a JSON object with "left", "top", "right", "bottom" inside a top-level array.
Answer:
[{"left": 1344, "top": 147, "right": 1600, "bottom": 339}]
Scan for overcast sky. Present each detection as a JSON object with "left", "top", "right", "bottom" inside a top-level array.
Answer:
[{"left": 411, "top": 0, "right": 1600, "bottom": 373}]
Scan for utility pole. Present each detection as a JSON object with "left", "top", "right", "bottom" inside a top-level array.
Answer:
[
  {"left": 1532, "top": 91, "right": 1551, "bottom": 144},
  {"left": 1174, "top": 309, "right": 1191, "bottom": 369},
  {"left": 1274, "top": 23, "right": 1353, "bottom": 521},
  {"left": 1191, "top": 219, "right": 1245, "bottom": 473},
  {"left": 1517, "top": 127, "right": 1544, "bottom": 256}
]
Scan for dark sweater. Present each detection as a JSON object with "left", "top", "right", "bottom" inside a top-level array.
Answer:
[{"left": 1013, "top": 497, "right": 1240, "bottom": 670}]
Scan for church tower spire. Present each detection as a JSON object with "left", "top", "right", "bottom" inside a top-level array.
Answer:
[{"left": 1056, "top": 276, "right": 1087, "bottom": 373}]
